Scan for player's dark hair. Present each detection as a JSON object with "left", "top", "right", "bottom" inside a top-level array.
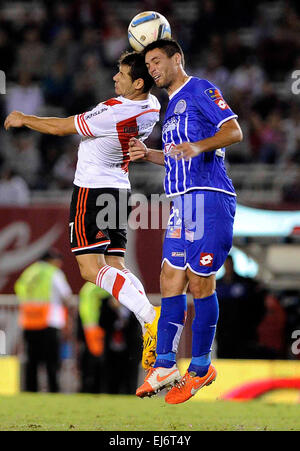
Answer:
[
  {"left": 143, "top": 39, "right": 185, "bottom": 68},
  {"left": 118, "top": 51, "right": 154, "bottom": 93}
]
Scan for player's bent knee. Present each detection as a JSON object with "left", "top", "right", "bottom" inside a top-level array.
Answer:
[
  {"left": 160, "top": 264, "right": 188, "bottom": 297},
  {"left": 77, "top": 263, "right": 94, "bottom": 283},
  {"left": 76, "top": 257, "right": 100, "bottom": 283},
  {"left": 105, "top": 255, "right": 125, "bottom": 271},
  {"left": 188, "top": 275, "right": 216, "bottom": 299}
]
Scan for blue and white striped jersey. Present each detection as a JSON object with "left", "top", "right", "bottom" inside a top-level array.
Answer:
[{"left": 162, "top": 77, "right": 238, "bottom": 197}]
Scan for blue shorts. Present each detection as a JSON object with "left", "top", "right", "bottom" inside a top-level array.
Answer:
[{"left": 162, "top": 190, "right": 236, "bottom": 276}]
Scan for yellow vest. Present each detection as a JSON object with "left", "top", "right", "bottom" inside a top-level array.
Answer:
[
  {"left": 15, "top": 262, "right": 58, "bottom": 330},
  {"left": 79, "top": 282, "right": 109, "bottom": 356}
]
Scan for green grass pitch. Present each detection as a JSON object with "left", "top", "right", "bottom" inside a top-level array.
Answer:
[{"left": 0, "top": 393, "right": 299, "bottom": 431}]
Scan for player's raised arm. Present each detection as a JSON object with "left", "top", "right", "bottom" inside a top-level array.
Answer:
[
  {"left": 4, "top": 111, "right": 77, "bottom": 136},
  {"left": 129, "top": 137, "right": 165, "bottom": 166},
  {"left": 171, "top": 118, "right": 243, "bottom": 160}
]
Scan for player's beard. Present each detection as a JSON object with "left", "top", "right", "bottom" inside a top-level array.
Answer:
[
  {"left": 157, "top": 81, "right": 170, "bottom": 90},
  {"left": 156, "top": 74, "right": 171, "bottom": 90}
]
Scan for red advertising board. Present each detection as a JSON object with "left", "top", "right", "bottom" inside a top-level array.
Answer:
[
  {"left": 0, "top": 205, "right": 164, "bottom": 294},
  {"left": 0, "top": 206, "right": 82, "bottom": 294}
]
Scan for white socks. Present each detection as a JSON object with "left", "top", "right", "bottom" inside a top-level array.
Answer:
[
  {"left": 122, "top": 268, "right": 145, "bottom": 295},
  {"left": 96, "top": 265, "right": 155, "bottom": 325}
]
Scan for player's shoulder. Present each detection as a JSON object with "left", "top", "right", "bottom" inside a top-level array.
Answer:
[
  {"left": 101, "top": 97, "right": 123, "bottom": 107},
  {"left": 189, "top": 77, "right": 218, "bottom": 93},
  {"left": 185, "top": 77, "right": 226, "bottom": 109},
  {"left": 148, "top": 93, "right": 161, "bottom": 109},
  {"left": 170, "top": 77, "right": 217, "bottom": 103},
  {"left": 93, "top": 97, "right": 125, "bottom": 122}
]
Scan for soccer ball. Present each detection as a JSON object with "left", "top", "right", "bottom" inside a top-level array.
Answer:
[{"left": 128, "top": 11, "right": 172, "bottom": 52}]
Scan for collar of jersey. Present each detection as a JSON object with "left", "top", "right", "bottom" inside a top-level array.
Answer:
[
  {"left": 118, "top": 95, "right": 150, "bottom": 103},
  {"left": 169, "top": 76, "right": 193, "bottom": 100}
]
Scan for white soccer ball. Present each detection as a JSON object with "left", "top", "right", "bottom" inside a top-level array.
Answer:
[{"left": 128, "top": 11, "right": 172, "bottom": 52}]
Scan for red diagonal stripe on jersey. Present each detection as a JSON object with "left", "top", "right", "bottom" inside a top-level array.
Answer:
[
  {"left": 104, "top": 98, "right": 123, "bottom": 106},
  {"left": 116, "top": 108, "right": 159, "bottom": 172},
  {"left": 112, "top": 273, "right": 126, "bottom": 301},
  {"left": 116, "top": 116, "right": 138, "bottom": 173}
]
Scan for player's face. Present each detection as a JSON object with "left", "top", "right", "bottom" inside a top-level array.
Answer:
[
  {"left": 145, "top": 49, "right": 177, "bottom": 89},
  {"left": 113, "top": 64, "right": 134, "bottom": 97}
]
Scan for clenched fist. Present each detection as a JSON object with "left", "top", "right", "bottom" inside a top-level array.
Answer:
[
  {"left": 169, "top": 141, "right": 201, "bottom": 160},
  {"left": 4, "top": 111, "right": 25, "bottom": 130},
  {"left": 129, "top": 137, "right": 148, "bottom": 161}
]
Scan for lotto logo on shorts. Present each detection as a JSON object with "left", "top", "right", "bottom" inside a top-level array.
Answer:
[{"left": 200, "top": 253, "right": 214, "bottom": 266}]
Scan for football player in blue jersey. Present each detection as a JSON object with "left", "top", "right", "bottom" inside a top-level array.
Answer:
[{"left": 129, "top": 39, "right": 243, "bottom": 404}]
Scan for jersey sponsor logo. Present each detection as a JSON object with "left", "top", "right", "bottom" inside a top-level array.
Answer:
[
  {"left": 85, "top": 107, "right": 108, "bottom": 120},
  {"left": 123, "top": 126, "right": 138, "bottom": 134},
  {"left": 171, "top": 251, "right": 184, "bottom": 257},
  {"left": 103, "top": 162, "right": 123, "bottom": 168},
  {"left": 199, "top": 252, "right": 214, "bottom": 266},
  {"left": 162, "top": 117, "right": 178, "bottom": 134},
  {"left": 138, "top": 120, "right": 158, "bottom": 132},
  {"left": 174, "top": 99, "right": 187, "bottom": 114},
  {"left": 164, "top": 142, "right": 176, "bottom": 156},
  {"left": 205, "top": 88, "right": 229, "bottom": 110},
  {"left": 205, "top": 88, "right": 222, "bottom": 101},
  {"left": 166, "top": 227, "right": 181, "bottom": 239},
  {"left": 123, "top": 121, "right": 158, "bottom": 136}
]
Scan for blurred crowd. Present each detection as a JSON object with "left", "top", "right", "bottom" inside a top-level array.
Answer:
[{"left": 0, "top": 0, "right": 299, "bottom": 202}]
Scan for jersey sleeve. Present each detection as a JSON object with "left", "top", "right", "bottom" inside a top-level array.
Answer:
[
  {"left": 193, "top": 79, "right": 237, "bottom": 129},
  {"left": 151, "top": 94, "right": 161, "bottom": 112},
  {"left": 74, "top": 103, "right": 115, "bottom": 138}
]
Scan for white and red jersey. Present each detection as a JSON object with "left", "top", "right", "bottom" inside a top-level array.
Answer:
[{"left": 73, "top": 94, "right": 160, "bottom": 189}]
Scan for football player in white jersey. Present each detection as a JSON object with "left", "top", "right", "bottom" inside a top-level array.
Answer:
[{"left": 4, "top": 51, "right": 161, "bottom": 370}]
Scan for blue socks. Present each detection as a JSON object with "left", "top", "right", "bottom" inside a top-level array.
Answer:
[
  {"left": 188, "top": 292, "right": 219, "bottom": 376},
  {"left": 154, "top": 292, "right": 219, "bottom": 377},
  {"left": 154, "top": 294, "right": 187, "bottom": 369}
]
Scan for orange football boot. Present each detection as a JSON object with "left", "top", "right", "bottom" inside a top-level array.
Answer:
[
  {"left": 165, "top": 364, "right": 217, "bottom": 404},
  {"left": 136, "top": 365, "right": 181, "bottom": 398}
]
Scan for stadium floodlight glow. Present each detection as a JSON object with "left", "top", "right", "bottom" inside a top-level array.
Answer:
[
  {"left": 216, "top": 246, "right": 259, "bottom": 280},
  {"left": 233, "top": 204, "right": 300, "bottom": 237}
]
